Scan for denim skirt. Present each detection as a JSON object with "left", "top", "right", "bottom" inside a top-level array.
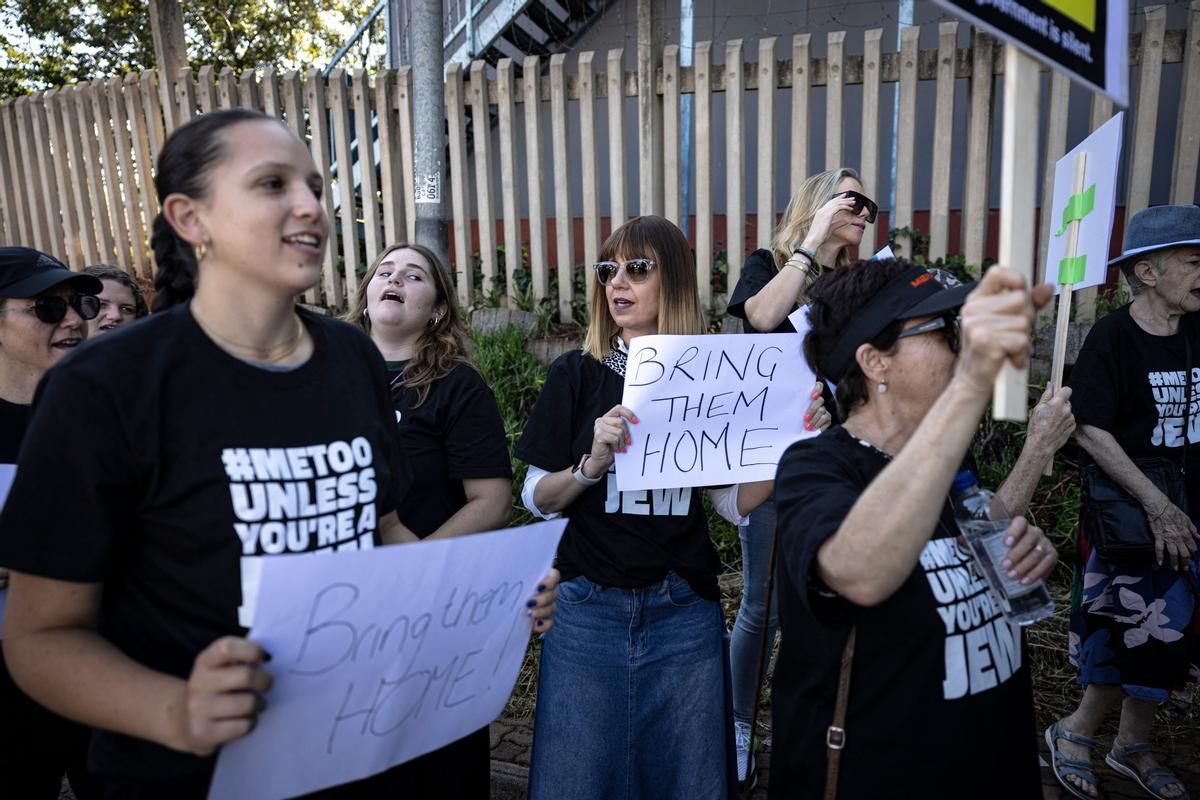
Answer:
[{"left": 528, "top": 571, "right": 732, "bottom": 800}]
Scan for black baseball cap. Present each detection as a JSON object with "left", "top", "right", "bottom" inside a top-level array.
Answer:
[
  {"left": 819, "top": 265, "right": 974, "bottom": 382},
  {"left": 0, "top": 247, "right": 103, "bottom": 298}
]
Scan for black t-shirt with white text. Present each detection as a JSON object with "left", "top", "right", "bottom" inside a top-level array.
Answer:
[
  {"left": 726, "top": 249, "right": 797, "bottom": 334},
  {"left": 770, "top": 426, "right": 1040, "bottom": 799},
  {"left": 1067, "top": 305, "right": 1200, "bottom": 511},
  {"left": 0, "top": 303, "right": 411, "bottom": 782},
  {"left": 390, "top": 362, "right": 511, "bottom": 538},
  {"left": 515, "top": 349, "right": 720, "bottom": 599}
]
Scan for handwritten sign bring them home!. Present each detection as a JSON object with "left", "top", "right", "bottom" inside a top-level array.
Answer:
[
  {"left": 614, "top": 334, "right": 818, "bottom": 491},
  {"left": 209, "top": 520, "right": 565, "bottom": 800}
]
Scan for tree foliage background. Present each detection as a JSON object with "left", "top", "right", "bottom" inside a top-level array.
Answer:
[{"left": 0, "top": 0, "right": 378, "bottom": 100}]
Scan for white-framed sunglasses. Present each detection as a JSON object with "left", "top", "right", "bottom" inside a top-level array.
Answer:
[{"left": 592, "top": 259, "right": 657, "bottom": 286}]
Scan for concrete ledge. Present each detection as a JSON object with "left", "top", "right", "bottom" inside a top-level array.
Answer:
[{"left": 471, "top": 307, "right": 539, "bottom": 337}]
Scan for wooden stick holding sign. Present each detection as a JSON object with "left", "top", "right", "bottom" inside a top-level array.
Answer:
[
  {"left": 993, "top": 45, "right": 1041, "bottom": 422},
  {"left": 1043, "top": 151, "right": 1088, "bottom": 476}
]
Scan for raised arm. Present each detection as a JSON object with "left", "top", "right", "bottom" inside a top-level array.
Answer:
[
  {"left": 816, "top": 268, "right": 1055, "bottom": 606},
  {"left": 994, "top": 385, "right": 1075, "bottom": 516},
  {"left": 742, "top": 195, "right": 857, "bottom": 331},
  {"left": 742, "top": 257, "right": 812, "bottom": 332}
]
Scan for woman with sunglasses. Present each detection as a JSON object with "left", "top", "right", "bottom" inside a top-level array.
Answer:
[
  {"left": 722, "top": 167, "right": 871, "bottom": 787},
  {"left": 0, "top": 247, "right": 101, "bottom": 799},
  {"left": 344, "top": 241, "right": 512, "bottom": 796},
  {"left": 727, "top": 167, "right": 876, "bottom": 338},
  {"left": 770, "top": 259, "right": 1058, "bottom": 798},
  {"left": 0, "top": 110, "right": 557, "bottom": 798},
  {"left": 517, "top": 215, "right": 771, "bottom": 799}
]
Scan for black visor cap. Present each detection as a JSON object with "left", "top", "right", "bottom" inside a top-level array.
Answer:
[{"left": 818, "top": 266, "right": 974, "bottom": 382}]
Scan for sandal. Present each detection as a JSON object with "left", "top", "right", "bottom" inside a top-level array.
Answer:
[
  {"left": 1045, "top": 719, "right": 1103, "bottom": 799},
  {"left": 1105, "top": 742, "right": 1192, "bottom": 800}
]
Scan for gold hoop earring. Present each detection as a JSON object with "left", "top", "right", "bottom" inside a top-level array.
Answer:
[{"left": 195, "top": 242, "right": 207, "bottom": 262}]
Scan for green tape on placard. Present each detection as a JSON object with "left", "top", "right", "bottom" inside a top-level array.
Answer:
[
  {"left": 1057, "top": 255, "right": 1087, "bottom": 285},
  {"left": 1054, "top": 184, "right": 1097, "bottom": 236}
]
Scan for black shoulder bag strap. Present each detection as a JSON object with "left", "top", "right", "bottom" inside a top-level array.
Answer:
[{"left": 822, "top": 626, "right": 857, "bottom": 800}]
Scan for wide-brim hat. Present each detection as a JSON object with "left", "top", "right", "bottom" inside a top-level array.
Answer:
[
  {"left": 0, "top": 247, "right": 103, "bottom": 297},
  {"left": 818, "top": 264, "right": 974, "bottom": 382},
  {"left": 1108, "top": 204, "right": 1200, "bottom": 267}
]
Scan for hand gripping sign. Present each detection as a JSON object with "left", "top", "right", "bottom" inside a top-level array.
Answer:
[
  {"left": 209, "top": 520, "right": 565, "bottom": 800},
  {"left": 613, "top": 333, "right": 818, "bottom": 492}
]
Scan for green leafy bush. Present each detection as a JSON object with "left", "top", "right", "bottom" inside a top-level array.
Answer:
[{"left": 471, "top": 326, "right": 549, "bottom": 526}]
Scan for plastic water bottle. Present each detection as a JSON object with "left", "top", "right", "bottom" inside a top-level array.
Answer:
[{"left": 951, "top": 471, "right": 1054, "bottom": 626}]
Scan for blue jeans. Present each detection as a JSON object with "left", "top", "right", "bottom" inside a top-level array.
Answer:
[
  {"left": 729, "top": 498, "right": 779, "bottom": 725},
  {"left": 529, "top": 573, "right": 732, "bottom": 800}
]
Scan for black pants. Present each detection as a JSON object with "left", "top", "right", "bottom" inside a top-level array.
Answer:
[
  {"left": 95, "top": 727, "right": 491, "bottom": 799},
  {"left": 0, "top": 650, "right": 95, "bottom": 799}
]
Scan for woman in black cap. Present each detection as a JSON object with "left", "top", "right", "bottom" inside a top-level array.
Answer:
[
  {"left": 0, "top": 111, "right": 558, "bottom": 798},
  {"left": 0, "top": 246, "right": 101, "bottom": 798},
  {"left": 769, "top": 259, "right": 1059, "bottom": 799},
  {"left": 1048, "top": 205, "right": 1200, "bottom": 800}
]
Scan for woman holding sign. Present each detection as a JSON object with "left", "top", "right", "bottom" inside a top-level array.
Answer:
[
  {"left": 517, "top": 215, "right": 771, "bottom": 799},
  {"left": 0, "top": 110, "right": 558, "bottom": 798},
  {"left": 770, "top": 259, "right": 1060, "bottom": 798},
  {"left": 723, "top": 167, "right": 864, "bottom": 785},
  {"left": 345, "top": 241, "right": 512, "bottom": 796}
]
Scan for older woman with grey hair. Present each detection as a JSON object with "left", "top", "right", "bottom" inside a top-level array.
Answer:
[{"left": 1049, "top": 205, "right": 1200, "bottom": 800}]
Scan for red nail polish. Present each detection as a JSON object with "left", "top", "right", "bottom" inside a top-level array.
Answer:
[
  {"left": 803, "top": 413, "right": 811, "bottom": 422},
  {"left": 632, "top": 415, "right": 639, "bottom": 424},
  {"left": 805, "top": 423, "right": 814, "bottom": 431},
  {"left": 626, "top": 436, "right": 632, "bottom": 445},
  {"left": 811, "top": 390, "right": 820, "bottom": 399}
]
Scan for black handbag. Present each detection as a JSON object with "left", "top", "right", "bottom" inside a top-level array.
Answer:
[{"left": 1080, "top": 456, "right": 1189, "bottom": 564}]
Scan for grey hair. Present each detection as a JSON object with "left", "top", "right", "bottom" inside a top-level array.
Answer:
[{"left": 1120, "top": 251, "right": 1167, "bottom": 296}]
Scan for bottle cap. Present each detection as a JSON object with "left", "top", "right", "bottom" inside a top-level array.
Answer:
[{"left": 951, "top": 471, "right": 978, "bottom": 493}]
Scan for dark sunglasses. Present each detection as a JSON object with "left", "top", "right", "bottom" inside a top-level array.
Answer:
[
  {"left": 13, "top": 294, "right": 102, "bottom": 324},
  {"left": 832, "top": 190, "right": 879, "bottom": 224},
  {"left": 592, "top": 259, "right": 657, "bottom": 286},
  {"left": 895, "top": 314, "right": 961, "bottom": 353}
]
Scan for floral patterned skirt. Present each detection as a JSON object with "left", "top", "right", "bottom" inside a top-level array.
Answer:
[{"left": 1069, "top": 513, "right": 1200, "bottom": 700}]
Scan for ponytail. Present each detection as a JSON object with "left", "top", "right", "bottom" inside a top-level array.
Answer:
[
  {"left": 151, "top": 215, "right": 199, "bottom": 311},
  {"left": 149, "top": 108, "right": 275, "bottom": 311}
]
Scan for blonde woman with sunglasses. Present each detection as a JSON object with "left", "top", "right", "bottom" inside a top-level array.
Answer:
[
  {"left": 727, "top": 168, "right": 876, "bottom": 336},
  {"left": 516, "top": 216, "right": 771, "bottom": 799},
  {"left": 722, "top": 167, "right": 874, "bottom": 787}
]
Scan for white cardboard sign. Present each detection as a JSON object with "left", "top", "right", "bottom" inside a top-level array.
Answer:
[
  {"left": 1046, "top": 112, "right": 1123, "bottom": 293},
  {"left": 614, "top": 334, "right": 816, "bottom": 491},
  {"left": 209, "top": 520, "right": 566, "bottom": 800},
  {"left": 0, "top": 463, "right": 17, "bottom": 639}
]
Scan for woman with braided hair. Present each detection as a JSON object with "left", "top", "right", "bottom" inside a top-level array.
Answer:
[{"left": 0, "top": 109, "right": 558, "bottom": 797}]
